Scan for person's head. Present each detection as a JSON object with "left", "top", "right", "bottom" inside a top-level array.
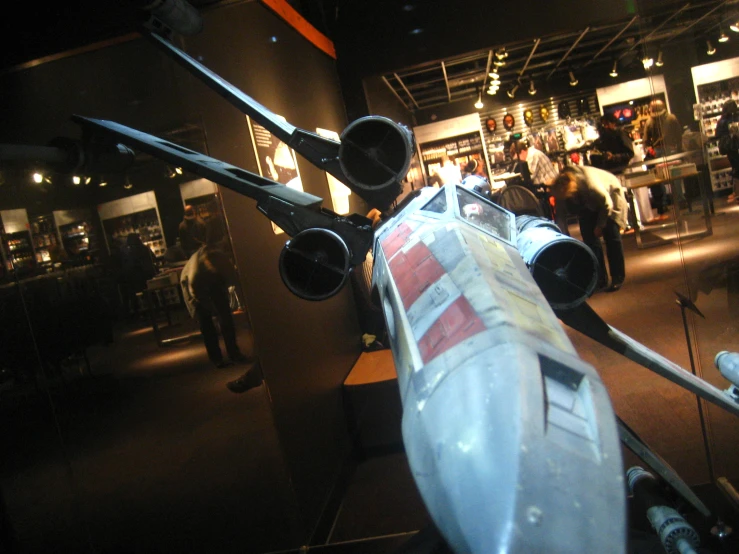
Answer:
[
  {"left": 464, "top": 159, "right": 479, "bottom": 175},
  {"left": 550, "top": 169, "right": 583, "bottom": 202},
  {"left": 126, "top": 233, "right": 143, "bottom": 247},
  {"left": 513, "top": 139, "right": 529, "bottom": 161},
  {"left": 649, "top": 99, "right": 667, "bottom": 117},
  {"left": 184, "top": 205, "right": 196, "bottom": 220},
  {"left": 440, "top": 154, "right": 452, "bottom": 166},
  {"left": 600, "top": 113, "right": 618, "bottom": 130},
  {"left": 723, "top": 99, "right": 738, "bottom": 116}
]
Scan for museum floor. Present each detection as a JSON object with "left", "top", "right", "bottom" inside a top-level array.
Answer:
[{"left": 2, "top": 196, "right": 739, "bottom": 553}]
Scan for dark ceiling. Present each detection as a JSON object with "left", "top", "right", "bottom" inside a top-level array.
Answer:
[
  {"left": 3, "top": 0, "right": 739, "bottom": 113},
  {"left": 379, "top": 0, "right": 739, "bottom": 111}
]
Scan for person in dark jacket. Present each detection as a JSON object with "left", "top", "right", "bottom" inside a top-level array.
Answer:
[
  {"left": 178, "top": 205, "right": 207, "bottom": 257},
  {"left": 715, "top": 99, "right": 739, "bottom": 202},
  {"left": 120, "top": 233, "right": 157, "bottom": 317},
  {"left": 180, "top": 240, "right": 250, "bottom": 368},
  {"left": 592, "top": 113, "right": 634, "bottom": 174}
]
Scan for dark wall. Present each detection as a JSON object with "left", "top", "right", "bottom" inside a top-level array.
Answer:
[
  {"left": 181, "top": 3, "right": 364, "bottom": 535},
  {"left": 0, "top": 0, "right": 364, "bottom": 541}
]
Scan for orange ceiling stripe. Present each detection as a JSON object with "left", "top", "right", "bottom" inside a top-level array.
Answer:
[{"left": 260, "top": 0, "right": 337, "bottom": 59}]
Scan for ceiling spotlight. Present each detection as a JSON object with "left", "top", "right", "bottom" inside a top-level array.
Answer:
[
  {"left": 707, "top": 40, "right": 716, "bottom": 55},
  {"left": 99, "top": 181, "right": 108, "bottom": 188},
  {"left": 507, "top": 83, "right": 519, "bottom": 98},
  {"left": 495, "top": 48, "right": 508, "bottom": 60},
  {"left": 493, "top": 59, "right": 506, "bottom": 67},
  {"left": 655, "top": 51, "right": 664, "bottom": 67},
  {"left": 642, "top": 56, "right": 654, "bottom": 69},
  {"left": 84, "top": 176, "right": 92, "bottom": 185},
  {"left": 490, "top": 78, "right": 501, "bottom": 86},
  {"left": 569, "top": 71, "right": 578, "bottom": 87},
  {"left": 474, "top": 90, "right": 484, "bottom": 110},
  {"left": 528, "top": 80, "right": 536, "bottom": 95},
  {"left": 719, "top": 29, "right": 729, "bottom": 42},
  {"left": 72, "top": 175, "right": 81, "bottom": 185},
  {"left": 489, "top": 71, "right": 499, "bottom": 79},
  {"left": 731, "top": 21, "right": 739, "bottom": 33},
  {"left": 44, "top": 176, "right": 53, "bottom": 184},
  {"left": 175, "top": 167, "right": 183, "bottom": 175},
  {"left": 487, "top": 88, "right": 497, "bottom": 96},
  {"left": 610, "top": 60, "right": 618, "bottom": 77},
  {"left": 32, "top": 173, "right": 43, "bottom": 183}
]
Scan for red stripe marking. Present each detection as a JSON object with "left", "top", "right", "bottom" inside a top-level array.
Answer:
[
  {"left": 389, "top": 242, "right": 446, "bottom": 310},
  {"left": 418, "top": 296, "right": 486, "bottom": 363},
  {"left": 381, "top": 222, "right": 413, "bottom": 260}
]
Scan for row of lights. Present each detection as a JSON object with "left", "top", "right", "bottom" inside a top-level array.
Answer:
[
  {"left": 706, "top": 23, "right": 737, "bottom": 55},
  {"left": 30, "top": 165, "right": 182, "bottom": 187},
  {"left": 31, "top": 172, "right": 135, "bottom": 189}
]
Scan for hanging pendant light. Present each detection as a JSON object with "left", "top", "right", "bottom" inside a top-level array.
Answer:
[
  {"left": 474, "top": 90, "right": 484, "bottom": 110},
  {"left": 507, "top": 83, "right": 519, "bottom": 98},
  {"left": 528, "top": 80, "right": 537, "bottom": 95},
  {"left": 569, "top": 71, "right": 579, "bottom": 87},
  {"left": 719, "top": 28, "right": 729, "bottom": 42},
  {"left": 655, "top": 51, "right": 664, "bottom": 67},
  {"left": 707, "top": 40, "right": 716, "bottom": 55},
  {"left": 610, "top": 60, "right": 618, "bottom": 77}
]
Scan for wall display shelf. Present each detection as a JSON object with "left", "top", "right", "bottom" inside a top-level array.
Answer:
[
  {"left": 53, "top": 209, "right": 100, "bottom": 265},
  {"left": 414, "top": 114, "right": 492, "bottom": 185},
  {"left": 691, "top": 58, "right": 739, "bottom": 193},
  {"left": 98, "top": 191, "right": 165, "bottom": 257},
  {"left": 478, "top": 93, "right": 600, "bottom": 172},
  {"left": 0, "top": 209, "right": 35, "bottom": 276},
  {"left": 30, "top": 214, "right": 60, "bottom": 269}
]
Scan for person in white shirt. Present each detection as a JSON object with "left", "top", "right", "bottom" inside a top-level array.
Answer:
[{"left": 514, "top": 140, "right": 558, "bottom": 188}]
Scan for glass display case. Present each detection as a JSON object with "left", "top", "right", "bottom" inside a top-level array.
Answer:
[
  {"left": 30, "top": 214, "right": 59, "bottom": 270},
  {"left": 1, "top": 209, "right": 35, "bottom": 276},
  {"left": 54, "top": 209, "right": 100, "bottom": 266},
  {"left": 98, "top": 191, "right": 166, "bottom": 258}
]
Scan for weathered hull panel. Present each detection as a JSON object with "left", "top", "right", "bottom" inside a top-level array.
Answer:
[{"left": 373, "top": 188, "right": 625, "bottom": 553}]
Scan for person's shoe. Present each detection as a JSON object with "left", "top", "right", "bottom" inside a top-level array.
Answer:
[
  {"left": 226, "top": 363, "right": 263, "bottom": 393},
  {"left": 215, "top": 360, "right": 235, "bottom": 369},
  {"left": 605, "top": 281, "right": 623, "bottom": 293}
]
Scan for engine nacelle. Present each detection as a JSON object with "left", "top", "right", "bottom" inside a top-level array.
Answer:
[
  {"left": 516, "top": 216, "right": 598, "bottom": 310},
  {"left": 339, "top": 116, "right": 415, "bottom": 202},
  {"left": 278, "top": 228, "right": 351, "bottom": 301}
]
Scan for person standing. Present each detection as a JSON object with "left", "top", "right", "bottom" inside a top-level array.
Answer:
[
  {"left": 178, "top": 205, "right": 207, "bottom": 257},
  {"left": 643, "top": 99, "right": 683, "bottom": 220},
  {"left": 120, "top": 233, "right": 157, "bottom": 317},
  {"left": 512, "top": 139, "right": 559, "bottom": 191},
  {"left": 180, "top": 241, "right": 250, "bottom": 368},
  {"left": 592, "top": 113, "right": 635, "bottom": 174},
  {"left": 551, "top": 165, "right": 629, "bottom": 292},
  {"left": 716, "top": 99, "right": 739, "bottom": 202}
]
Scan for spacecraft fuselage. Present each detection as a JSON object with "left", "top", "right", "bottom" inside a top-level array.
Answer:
[{"left": 372, "top": 185, "right": 625, "bottom": 553}]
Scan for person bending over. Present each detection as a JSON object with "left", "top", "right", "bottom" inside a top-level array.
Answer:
[{"left": 551, "top": 165, "right": 629, "bottom": 292}]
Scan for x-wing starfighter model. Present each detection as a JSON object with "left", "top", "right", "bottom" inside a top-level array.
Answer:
[{"left": 4, "top": 27, "right": 739, "bottom": 554}]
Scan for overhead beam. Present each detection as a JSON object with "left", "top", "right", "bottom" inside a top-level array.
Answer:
[
  {"left": 441, "top": 61, "right": 452, "bottom": 102},
  {"left": 663, "top": 0, "right": 730, "bottom": 45},
  {"left": 546, "top": 27, "right": 590, "bottom": 80},
  {"left": 619, "top": 2, "right": 692, "bottom": 58},
  {"left": 518, "top": 38, "right": 541, "bottom": 80},
  {"left": 584, "top": 16, "right": 639, "bottom": 67},
  {"left": 393, "top": 72, "right": 420, "bottom": 110},
  {"left": 381, "top": 75, "right": 413, "bottom": 111}
]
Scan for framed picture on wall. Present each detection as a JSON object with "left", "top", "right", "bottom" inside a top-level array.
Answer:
[
  {"left": 316, "top": 128, "right": 352, "bottom": 215},
  {"left": 246, "top": 115, "right": 303, "bottom": 235}
]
